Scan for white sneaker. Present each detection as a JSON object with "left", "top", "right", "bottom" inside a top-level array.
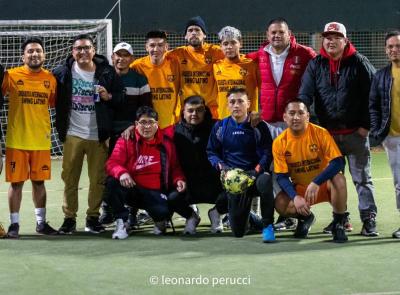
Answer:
[
  {"left": 154, "top": 221, "right": 167, "bottom": 235},
  {"left": 208, "top": 207, "right": 223, "bottom": 233},
  {"left": 183, "top": 212, "right": 201, "bottom": 235},
  {"left": 112, "top": 219, "right": 128, "bottom": 240}
]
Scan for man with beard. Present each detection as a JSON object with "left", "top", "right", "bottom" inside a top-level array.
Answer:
[
  {"left": 168, "top": 16, "right": 224, "bottom": 118},
  {"left": 1, "top": 37, "right": 58, "bottom": 238}
]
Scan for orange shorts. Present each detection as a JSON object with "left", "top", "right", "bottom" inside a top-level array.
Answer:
[
  {"left": 5, "top": 148, "right": 51, "bottom": 182},
  {"left": 295, "top": 182, "right": 331, "bottom": 205}
]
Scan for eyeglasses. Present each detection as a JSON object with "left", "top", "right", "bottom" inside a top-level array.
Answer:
[
  {"left": 137, "top": 120, "right": 158, "bottom": 127},
  {"left": 228, "top": 98, "right": 246, "bottom": 105},
  {"left": 73, "top": 45, "right": 93, "bottom": 52},
  {"left": 185, "top": 106, "right": 206, "bottom": 114}
]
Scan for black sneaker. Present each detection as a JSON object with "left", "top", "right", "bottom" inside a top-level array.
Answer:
[
  {"left": 59, "top": 218, "right": 76, "bottom": 234},
  {"left": 323, "top": 212, "right": 353, "bottom": 234},
  {"left": 137, "top": 211, "right": 153, "bottom": 226},
  {"left": 294, "top": 212, "right": 315, "bottom": 238},
  {"left": 6, "top": 223, "right": 19, "bottom": 239},
  {"left": 273, "top": 217, "right": 297, "bottom": 231},
  {"left": 332, "top": 222, "right": 348, "bottom": 243},
  {"left": 361, "top": 214, "right": 379, "bottom": 237},
  {"left": 99, "top": 204, "right": 115, "bottom": 226},
  {"left": 392, "top": 228, "right": 400, "bottom": 239},
  {"left": 85, "top": 217, "right": 105, "bottom": 234},
  {"left": 36, "top": 222, "right": 58, "bottom": 235}
]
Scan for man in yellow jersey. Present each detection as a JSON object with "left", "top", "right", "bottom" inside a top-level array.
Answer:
[
  {"left": 1, "top": 37, "right": 58, "bottom": 238},
  {"left": 131, "top": 31, "right": 181, "bottom": 129},
  {"left": 370, "top": 31, "right": 400, "bottom": 239},
  {"left": 213, "top": 26, "right": 259, "bottom": 119},
  {"left": 0, "top": 64, "right": 5, "bottom": 237},
  {"left": 273, "top": 99, "right": 348, "bottom": 243},
  {"left": 168, "top": 16, "right": 224, "bottom": 118}
]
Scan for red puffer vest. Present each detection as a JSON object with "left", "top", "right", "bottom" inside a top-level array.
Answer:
[{"left": 247, "top": 35, "right": 316, "bottom": 122}]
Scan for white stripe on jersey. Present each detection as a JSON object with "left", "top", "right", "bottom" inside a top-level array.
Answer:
[{"left": 125, "top": 84, "right": 151, "bottom": 95}]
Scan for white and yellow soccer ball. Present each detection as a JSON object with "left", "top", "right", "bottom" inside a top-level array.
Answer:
[{"left": 220, "top": 168, "right": 255, "bottom": 194}]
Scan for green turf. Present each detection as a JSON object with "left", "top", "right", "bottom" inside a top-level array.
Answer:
[{"left": 0, "top": 152, "right": 399, "bottom": 295}]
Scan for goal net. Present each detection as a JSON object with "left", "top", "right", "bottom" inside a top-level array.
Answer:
[{"left": 0, "top": 19, "right": 113, "bottom": 157}]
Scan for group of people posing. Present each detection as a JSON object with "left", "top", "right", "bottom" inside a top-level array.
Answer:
[{"left": 0, "top": 16, "right": 399, "bottom": 244}]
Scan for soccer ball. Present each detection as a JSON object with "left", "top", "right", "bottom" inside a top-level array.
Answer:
[{"left": 220, "top": 168, "right": 255, "bottom": 194}]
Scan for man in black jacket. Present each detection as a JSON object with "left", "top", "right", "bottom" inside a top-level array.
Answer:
[
  {"left": 369, "top": 31, "right": 400, "bottom": 239},
  {"left": 53, "top": 34, "right": 124, "bottom": 234},
  {"left": 299, "top": 22, "right": 378, "bottom": 236}
]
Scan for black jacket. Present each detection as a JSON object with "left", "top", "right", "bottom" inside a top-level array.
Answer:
[
  {"left": 53, "top": 54, "right": 124, "bottom": 142},
  {"left": 299, "top": 52, "right": 376, "bottom": 130},
  {"left": 369, "top": 64, "right": 393, "bottom": 144},
  {"left": 172, "top": 107, "right": 222, "bottom": 203}
]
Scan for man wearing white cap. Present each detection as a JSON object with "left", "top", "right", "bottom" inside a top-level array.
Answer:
[{"left": 299, "top": 22, "right": 378, "bottom": 236}]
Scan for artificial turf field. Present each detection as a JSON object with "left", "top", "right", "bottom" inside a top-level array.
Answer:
[{"left": 0, "top": 151, "right": 399, "bottom": 295}]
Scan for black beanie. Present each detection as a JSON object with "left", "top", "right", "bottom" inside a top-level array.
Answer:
[{"left": 185, "top": 16, "right": 207, "bottom": 34}]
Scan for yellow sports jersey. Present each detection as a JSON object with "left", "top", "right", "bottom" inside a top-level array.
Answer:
[
  {"left": 273, "top": 123, "right": 342, "bottom": 186},
  {"left": 389, "top": 66, "right": 400, "bottom": 136},
  {"left": 1, "top": 66, "right": 56, "bottom": 150},
  {"left": 213, "top": 55, "right": 260, "bottom": 119},
  {"left": 167, "top": 43, "right": 224, "bottom": 117},
  {"left": 131, "top": 56, "right": 181, "bottom": 129}
]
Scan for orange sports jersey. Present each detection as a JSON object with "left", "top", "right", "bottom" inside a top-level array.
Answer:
[
  {"left": 1, "top": 66, "right": 56, "bottom": 150},
  {"left": 130, "top": 56, "right": 181, "bottom": 129},
  {"left": 273, "top": 123, "right": 342, "bottom": 186},
  {"left": 213, "top": 55, "right": 260, "bottom": 119},
  {"left": 167, "top": 43, "right": 224, "bottom": 116}
]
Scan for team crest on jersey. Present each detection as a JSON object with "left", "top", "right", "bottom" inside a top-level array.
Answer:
[
  {"left": 205, "top": 56, "right": 212, "bottom": 64},
  {"left": 309, "top": 144, "right": 318, "bottom": 152},
  {"left": 44, "top": 80, "right": 50, "bottom": 88},
  {"left": 216, "top": 70, "right": 222, "bottom": 75},
  {"left": 167, "top": 75, "right": 176, "bottom": 82},
  {"left": 17, "top": 79, "right": 24, "bottom": 86},
  {"left": 181, "top": 59, "right": 188, "bottom": 65},
  {"left": 239, "top": 68, "right": 248, "bottom": 76},
  {"left": 284, "top": 151, "right": 292, "bottom": 157},
  {"left": 41, "top": 165, "right": 50, "bottom": 171}
]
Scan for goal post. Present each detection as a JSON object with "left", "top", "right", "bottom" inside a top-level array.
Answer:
[{"left": 0, "top": 19, "right": 113, "bottom": 156}]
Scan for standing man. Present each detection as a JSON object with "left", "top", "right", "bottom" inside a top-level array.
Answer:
[
  {"left": 207, "top": 87, "right": 275, "bottom": 242},
  {"left": 273, "top": 99, "right": 348, "bottom": 243},
  {"left": 0, "top": 63, "right": 5, "bottom": 237},
  {"left": 131, "top": 31, "right": 181, "bottom": 129},
  {"left": 168, "top": 16, "right": 224, "bottom": 118},
  {"left": 247, "top": 18, "right": 316, "bottom": 231},
  {"left": 369, "top": 31, "right": 400, "bottom": 238},
  {"left": 53, "top": 34, "right": 123, "bottom": 234},
  {"left": 299, "top": 22, "right": 378, "bottom": 236},
  {"left": 213, "top": 26, "right": 259, "bottom": 119},
  {"left": 1, "top": 37, "right": 58, "bottom": 238}
]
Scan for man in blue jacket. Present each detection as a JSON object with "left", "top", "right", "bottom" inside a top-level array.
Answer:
[
  {"left": 207, "top": 87, "right": 275, "bottom": 242},
  {"left": 369, "top": 31, "right": 400, "bottom": 239}
]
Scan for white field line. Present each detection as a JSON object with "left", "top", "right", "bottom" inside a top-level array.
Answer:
[{"left": 350, "top": 292, "right": 400, "bottom": 295}]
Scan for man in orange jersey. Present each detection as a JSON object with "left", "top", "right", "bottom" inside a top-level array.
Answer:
[
  {"left": 131, "top": 31, "right": 181, "bottom": 129},
  {"left": 213, "top": 26, "right": 259, "bottom": 119},
  {"left": 0, "top": 65, "right": 5, "bottom": 237},
  {"left": 1, "top": 37, "right": 58, "bottom": 238},
  {"left": 168, "top": 16, "right": 224, "bottom": 118},
  {"left": 273, "top": 99, "right": 348, "bottom": 243}
]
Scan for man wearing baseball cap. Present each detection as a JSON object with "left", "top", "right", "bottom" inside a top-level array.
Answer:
[
  {"left": 168, "top": 16, "right": 224, "bottom": 118},
  {"left": 99, "top": 41, "right": 152, "bottom": 226},
  {"left": 299, "top": 22, "right": 379, "bottom": 237}
]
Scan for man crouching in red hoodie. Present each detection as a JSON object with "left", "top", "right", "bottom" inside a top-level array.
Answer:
[{"left": 105, "top": 106, "right": 196, "bottom": 239}]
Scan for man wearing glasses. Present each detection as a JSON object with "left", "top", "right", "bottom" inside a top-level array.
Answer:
[
  {"left": 53, "top": 34, "right": 124, "bottom": 235},
  {"left": 106, "top": 106, "right": 196, "bottom": 239}
]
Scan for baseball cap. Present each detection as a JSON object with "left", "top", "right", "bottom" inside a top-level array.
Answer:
[
  {"left": 322, "top": 22, "right": 347, "bottom": 38},
  {"left": 185, "top": 16, "right": 207, "bottom": 34},
  {"left": 113, "top": 42, "right": 133, "bottom": 55}
]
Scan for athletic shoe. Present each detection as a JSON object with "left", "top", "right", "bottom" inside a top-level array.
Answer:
[
  {"left": 183, "top": 212, "right": 201, "bottom": 235},
  {"left": 137, "top": 211, "right": 153, "bottom": 226},
  {"left": 294, "top": 212, "right": 315, "bottom": 238},
  {"left": 112, "top": 219, "right": 128, "bottom": 240},
  {"left": 58, "top": 218, "right": 76, "bottom": 234},
  {"left": 222, "top": 214, "right": 230, "bottom": 229},
  {"left": 85, "top": 217, "right": 105, "bottom": 234},
  {"left": 262, "top": 224, "right": 276, "bottom": 243},
  {"left": 153, "top": 221, "right": 167, "bottom": 235},
  {"left": 273, "top": 217, "right": 297, "bottom": 231},
  {"left": 392, "top": 228, "right": 400, "bottom": 239},
  {"left": 36, "top": 222, "right": 58, "bottom": 235},
  {"left": 0, "top": 223, "right": 6, "bottom": 238},
  {"left": 6, "top": 223, "right": 19, "bottom": 239},
  {"left": 208, "top": 207, "right": 223, "bottom": 233},
  {"left": 99, "top": 206, "right": 115, "bottom": 226},
  {"left": 323, "top": 212, "right": 353, "bottom": 234},
  {"left": 332, "top": 222, "right": 348, "bottom": 243},
  {"left": 361, "top": 214, "right": 379, "bottom": 237}
]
